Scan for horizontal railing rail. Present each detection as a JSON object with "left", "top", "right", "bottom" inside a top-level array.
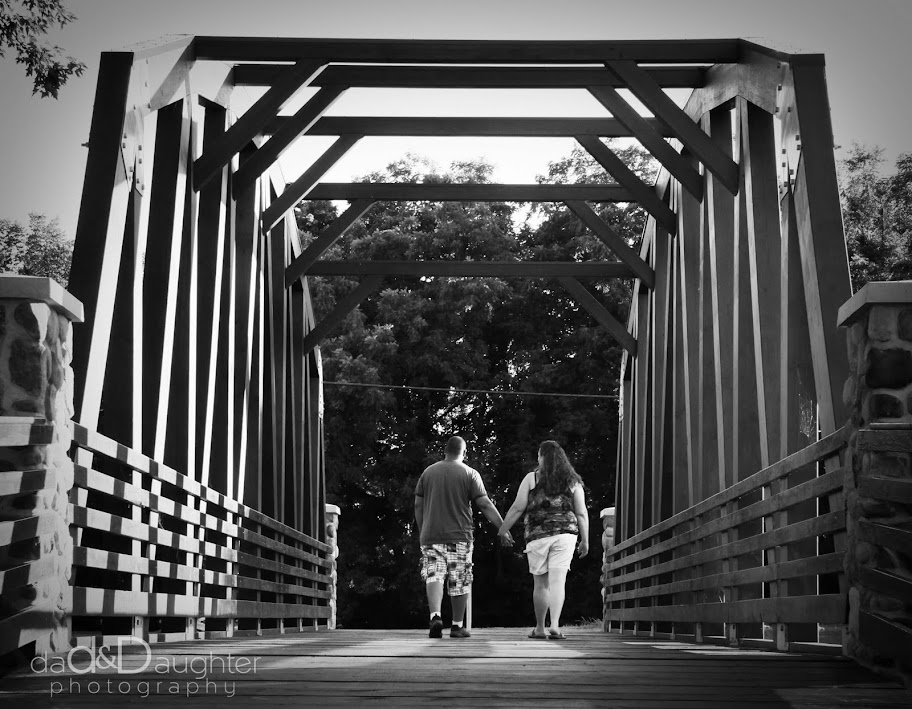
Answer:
[
  {"left": 604, "top": 426, "right": 849, "bottom": 652},
  {"left": 69, "top": 423, "right": 333, "bottom": 644}
]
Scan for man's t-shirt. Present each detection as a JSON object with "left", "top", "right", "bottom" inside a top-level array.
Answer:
[{"left": 415, "top": 460, "right": 487, "bottom": 545}]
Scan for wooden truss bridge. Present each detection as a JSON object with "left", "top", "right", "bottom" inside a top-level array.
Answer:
[{"left": 0, "top": 35, "right": 910, "bottom": 702}]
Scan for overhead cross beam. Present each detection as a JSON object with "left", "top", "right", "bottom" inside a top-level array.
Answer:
[
  {"left": 193, "top": 37, "right": 742, "bottom": 64},
  {"left": 305, "top": 261, "right": 638, "bottom": 279},
  {"left": 305, "top": 183, "right": 633, "bottom": 202},
  {"left": 265, "top": 116, "right": 677, "bottom": 138},
  {"left": 234, "top": 64, "right": 708, "bottom": 89}
]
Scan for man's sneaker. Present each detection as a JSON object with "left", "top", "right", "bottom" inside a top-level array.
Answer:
[
  {"left": 429, "top": 615, "right": 443, "bottom": 638},
  {"left": 450, "top": 625, "right": 471, "bottom": 638}
]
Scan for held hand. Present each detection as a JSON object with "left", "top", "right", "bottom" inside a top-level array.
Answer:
[
  {"left": 499, "top": 530, "right": 514, "bottom": 547},
  {"left": 577, "top": 540, "right": 589, "bottom": 558}
]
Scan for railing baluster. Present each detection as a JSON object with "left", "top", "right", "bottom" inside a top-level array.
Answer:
[
  {"left": 722, "top": 499, "right": 738, "bottom": 646},
  {"left": 692, "top": 512, "right": 704, "bottom": 644},
  {"left": 770, "top": 476, "right": 789, "bottom": 651},
  {"left": 141, "top": 470, "right": 160, "bottom": 641}
]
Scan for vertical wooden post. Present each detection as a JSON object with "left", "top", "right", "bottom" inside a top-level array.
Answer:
[
  {"left": 633, "top": 285, "right": 652, "bottom": 535},
  {"left": 233, "top": 173, "right": 261, "bottom": 503},
  {"left": 616, "top": 368, "right": 633, "bottom": 542},
  {"left": 671, "top": 198, "right": 692, "bottom": 516},
  {"left": 705, "top": 108, "right": 736, "bottom": 494},
  {"left": 69, "top": 52, "right": 135, "bottom": 430},
  {"left": 155, "top": 99, "right": 191, "bottom": 465},
  {"left": 739, "top": 98, "right": 781, "bottom": 469},
  {"left": 785, "top": 61, "right": 852, "bottom": 437},
  {"left": 197, "top": 105, "right": 230, "bottom": 490},
  {"left": 697, "top": 176, "right": 717, "bottom": 504},
  {"left": 650, "top": 222, "right": 671, "bottom": 526},
  {"left": 677, "top": 159, "right": 702, "bottom": 511},
  {"left": 731, "top": 99, "right": 770, "bottom": 632}
]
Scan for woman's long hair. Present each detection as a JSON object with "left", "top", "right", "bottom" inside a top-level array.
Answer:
[{"left": 536, "top": 440, "right": 582, "bottom": 495}]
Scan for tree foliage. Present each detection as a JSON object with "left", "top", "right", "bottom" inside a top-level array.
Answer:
[
  {"left": 0, "top": 0, "right": 85, "bottom": 98},
  {"left": 304, "top": 143, "right": 655, "bottom": 628},
  {"left": 839, "top": 143, "right": 912, "bottom": 288},
  {"left": 0, "top": 212, "right": 73, "bottom": 283}
]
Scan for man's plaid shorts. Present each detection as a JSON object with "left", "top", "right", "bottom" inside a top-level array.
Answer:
[{"left": 419, "top": 541, "right": 473, "bottom": 596}]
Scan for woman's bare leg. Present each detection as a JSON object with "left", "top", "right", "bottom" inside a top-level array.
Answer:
[
  {"left": 547, "top": 568, "right": 568, "bottom": 634},
  {"left": 532, "top": 573, "right": 549, "bottom": 634}
]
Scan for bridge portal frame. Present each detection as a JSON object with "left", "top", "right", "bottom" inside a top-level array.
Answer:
[{"left": 60, "top": 36, "right": 852, "bottom": 648}]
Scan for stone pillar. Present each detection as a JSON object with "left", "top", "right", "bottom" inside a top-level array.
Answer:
[
  {"left": 599, "top": 506, "right": 615, "bottom": 628},
  {"left": 325, "top": 503, "right": 341, "bottom": 630},
  {"left": 0, "top": 276, "right": 83, "bottom": 656},
  {"left": 837, "top": 282, "right": 912, "bottom": 683}
]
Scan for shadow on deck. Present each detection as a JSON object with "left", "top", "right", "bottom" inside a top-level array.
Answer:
[{"left": 1, "top": 627, "right": 910, "bottom": 707}]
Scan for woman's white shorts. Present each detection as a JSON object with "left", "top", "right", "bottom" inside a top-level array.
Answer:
[{"left": 524, "top": 533, "right": 578, "bottom": 575}]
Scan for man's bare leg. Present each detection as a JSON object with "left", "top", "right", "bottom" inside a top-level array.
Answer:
[
  {"left": 427, "top": 581, "right": 444, "bottom": 616},
  {"left": 450, "top": 590, "right": 468, "bottom": 625}
]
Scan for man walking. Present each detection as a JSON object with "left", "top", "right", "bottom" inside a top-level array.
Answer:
[{"left": 415, "top": 435, "right": 513, "bottom": 638}]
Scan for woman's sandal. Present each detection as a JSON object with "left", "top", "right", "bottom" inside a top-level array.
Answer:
[
  {"left": 547, "top": 631, "right": 567, "bottom": 640},
  {"left": 528, "top": 630, "right": 548, "bottom": 639}
]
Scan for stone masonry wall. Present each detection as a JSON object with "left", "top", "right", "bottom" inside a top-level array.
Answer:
[
  {"left": 599, "top": 506, "right": 615, "bottom": 627},
  {"left": 325, "top": 504, "right": 341, "bottom": 629},
  {"left": 0, "top": 280, "right": 81, "bottom": 656},
  {"left": 840, "top": 285, "right": 912, "bottom": 683}
]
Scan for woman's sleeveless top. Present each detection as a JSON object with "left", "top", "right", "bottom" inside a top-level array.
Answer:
[{"left": 523, "top": 474, "right": 579, "bottom": 543}]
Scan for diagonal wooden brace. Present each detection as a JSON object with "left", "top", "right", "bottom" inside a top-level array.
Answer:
[
  {"left": 575, "top": 135, "right": 677, "bottom": 235},
  {"left": 261, "top": 135, "right": 363, "bottom": 232},
  {"left": 605, "top": 59, "right": 739, "bottom": 195},
  {"left": 193, "top": 60, "right": 326, "bottom": 191},
  {"left": 285, "top": 198, "right": 375, "bottom": 287},
  {"left": 564, "top": 200, "right": 655, "bottom": 288},
  {"left": 557, "top": 276, "right": 637, "bottom": 355},
  {"left": 232, "top": 85, "right": 347, "bottom": 197},
  {"left": 300, "top": 274, "right": 384, "bottom": 354},
  {"left": 588, "top": 84, "right": 703, "bottom": 200}
]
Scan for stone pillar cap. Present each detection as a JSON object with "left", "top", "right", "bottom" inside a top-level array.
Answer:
[
  {"left": 837, "top": 281, "right": 912, "bottom": 327},
  {"left": 325, "top": 503, "right": 341, "bottom": 515},
  {"left": 0, "top": 275, "right": 84, "bottom": 322},
  {"left": 600, "top": 507, "right": 616, "bottom": 518}
]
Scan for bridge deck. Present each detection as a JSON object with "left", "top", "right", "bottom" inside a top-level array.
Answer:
[{"left": 1, "top": 627, "right": 909, "bottom": 707}]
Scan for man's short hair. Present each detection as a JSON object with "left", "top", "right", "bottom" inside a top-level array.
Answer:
[{"left": 445, "top": 436, "right": 466, "bottom": 457}]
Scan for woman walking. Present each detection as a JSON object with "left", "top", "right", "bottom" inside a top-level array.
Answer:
[{"left": 499, "top": 440, "right": 589, "bottom": 639}]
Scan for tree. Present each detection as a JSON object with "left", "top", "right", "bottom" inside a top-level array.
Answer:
[
  {"left": 0, "top": 212, "right": 73, "bottom": 284},
  {"left": 839, "top": 143, "right": 912, "bottom": 288},
  {"left": 0, "top": 0, "right": 85, "bottom": 98},
  {"left": 305, "top": 142, "right": 657, "bottom": 628}
]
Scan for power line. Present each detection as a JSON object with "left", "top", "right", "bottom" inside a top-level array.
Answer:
[{"left": 323, "top": 380, "right": 618, "bottom": 400}]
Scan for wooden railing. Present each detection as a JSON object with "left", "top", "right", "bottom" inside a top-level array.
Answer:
[
  {"left": 604, "top": 427, "right": 849, "bottom": 652},
  {"left": 69, "top": 423, "right": 334, "bottom": 644}
]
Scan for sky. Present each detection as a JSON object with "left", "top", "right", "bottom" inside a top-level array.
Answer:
[{"left": 0, "top": 0, "right": 910, "bottom": 238}]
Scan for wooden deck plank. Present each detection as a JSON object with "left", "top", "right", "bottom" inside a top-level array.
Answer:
[{"left": 1, "top": 628, "right": 907, "bottom": 706}]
